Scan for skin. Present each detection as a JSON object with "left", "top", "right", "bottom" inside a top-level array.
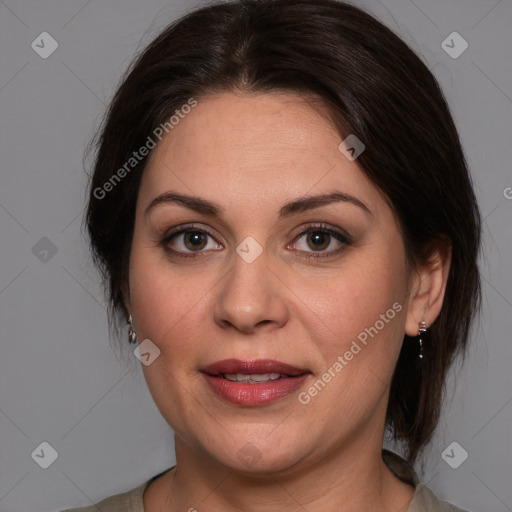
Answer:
[{"left": 124, "top": 91, "right": 451, "bottom": 512}]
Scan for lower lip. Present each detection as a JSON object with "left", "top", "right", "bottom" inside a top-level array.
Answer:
[{"left": 202, "top": 373, "right": 310, "bottom": 406}]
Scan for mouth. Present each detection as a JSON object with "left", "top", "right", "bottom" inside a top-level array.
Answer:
[
  {"left": 202, "top": 358, "right": 309, "bottom": 377},
  {"left": 201, "top": 359, "right": 311, "bottom": 406},
  {"left": 220, "top": 372, "right": 294, "bottom": 383}
]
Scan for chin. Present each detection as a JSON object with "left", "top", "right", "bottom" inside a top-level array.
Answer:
[{"left": 208, "top": 437, "right": 306, "bottom": 476}]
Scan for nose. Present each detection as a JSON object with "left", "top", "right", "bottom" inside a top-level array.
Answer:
[{"left": 213, "top": 246, "right": 290, "bottom": 334}]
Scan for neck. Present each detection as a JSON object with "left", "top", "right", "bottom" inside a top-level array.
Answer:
[{"left": 150, "top": 435, "right": 415, "bottom": 512}]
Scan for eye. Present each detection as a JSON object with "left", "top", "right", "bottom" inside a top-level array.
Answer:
[
  {"left": 159, "top": 223, "right": 351, "bottom": 260},
  {"left": 161, "top": 225, "right": 223, "bottom": 258},
  {"left": 288, "top": 224, "right": 351, "bottom": 259}
]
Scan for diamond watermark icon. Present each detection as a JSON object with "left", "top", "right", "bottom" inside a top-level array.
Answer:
[
  {"left": 441, "top": 32, "right": 468, "bottom": 59},
  {"left": 237, "top": 442, "right": 263, "bottom": 468},
  {"left": 338, "top": 134, "right": 365, "bottom": 161},
  {"left": 32, "top": 237, "right": 58, "bottom": 263},
  {"left": 31, "top": 441, "right": 58, "bottom": 469},
  {"left": 31, "top": 32, "right": 59, "bottom": 59},
  {"left": 441, "top": 441, "right": 468, "bottom": 469},
  {"left": 134, "top": 338, "right": 161, "bottom": 366},
  {"left": 236, "top": 236, "right": 263, "bottom": 263}
]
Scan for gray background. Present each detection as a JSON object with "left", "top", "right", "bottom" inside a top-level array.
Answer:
[{"left": 0, "top": 0, "right": 510, "bottom": 511}]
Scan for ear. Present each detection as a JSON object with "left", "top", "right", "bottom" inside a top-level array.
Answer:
[{"left": 404, "top": 239, "right": 452, "bottom": 336}]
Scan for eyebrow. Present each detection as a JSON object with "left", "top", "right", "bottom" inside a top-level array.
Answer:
[{"left": 144, "top": 191, "right": 372, "bottom": 219}]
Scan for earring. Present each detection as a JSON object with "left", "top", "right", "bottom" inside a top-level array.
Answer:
[
  {"left": 417, "top": 321, "right": 427, "bottom": 359},
  {"left": 128, "top": 314, "right": 138, "bottom": 344}
]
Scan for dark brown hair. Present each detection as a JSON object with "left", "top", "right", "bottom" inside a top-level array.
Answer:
[{"left": 84, "top": 0, "right": 481, "bottom": 463}]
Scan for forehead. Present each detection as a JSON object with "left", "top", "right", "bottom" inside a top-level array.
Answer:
[{"left": 139, "top": 91, "right": 383, "bottom": 214}]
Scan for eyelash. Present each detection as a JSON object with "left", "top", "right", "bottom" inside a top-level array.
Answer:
[{"left": 159, "top": 223, "right": 352, "bottom": 261}]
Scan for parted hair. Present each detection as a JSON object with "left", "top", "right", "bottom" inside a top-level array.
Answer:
[{"left": 85, "top": 0, "right": 481, "bottom": 463}]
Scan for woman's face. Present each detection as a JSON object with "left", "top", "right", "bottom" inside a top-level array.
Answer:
[{"left": 128, "top": 91, "right": 416, "bottom": 473}]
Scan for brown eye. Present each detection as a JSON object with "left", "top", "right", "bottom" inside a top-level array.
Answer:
[
  {"left": 306, "top": 231, "right": 330, "bottom": 251},
  {"left": 183, "top": 231, "right": 208, "bottom": 251},
  {"left": 289, "top": 224, "right": 352, "bottom": 260},
  {"left": 161, "top": 226, "right": 224, "bottom": 258}
]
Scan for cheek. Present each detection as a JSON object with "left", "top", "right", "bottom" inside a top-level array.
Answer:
[
  {"left": 299, "top": 249, "right": 407, "bottom": 352},
  {"left": 128, "top": 227, "right": 203, "bottom": 338},
  {"left": 291, "top": 252, "right": 408, "bottom": 426},
  {"left": 128, "top": 241, "right": 215, "bottom": 432}
]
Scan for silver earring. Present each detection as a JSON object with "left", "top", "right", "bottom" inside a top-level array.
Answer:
[
  {"left": 418, "top": 321, "right": 427, "bottom": 359},
  {"left": 128, "top": 314, "right": 138, "bottom": 344}
]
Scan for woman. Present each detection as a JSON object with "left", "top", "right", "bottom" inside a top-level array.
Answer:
[{"left": 62, "top": 0, "right": 481, "bottom": 510}]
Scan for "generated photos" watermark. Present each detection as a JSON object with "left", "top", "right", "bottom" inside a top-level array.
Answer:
[{"left": 298, "top": 302, "right": 403, "bottom": 404}]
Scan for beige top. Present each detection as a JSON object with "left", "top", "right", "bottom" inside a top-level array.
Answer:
[{"left": 60, "top": 450, "right": 469, "bottom": 512}]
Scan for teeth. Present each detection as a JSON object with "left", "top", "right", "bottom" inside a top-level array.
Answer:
[{"left": 223, "top": 372, "right": 283, "bottom": 383}]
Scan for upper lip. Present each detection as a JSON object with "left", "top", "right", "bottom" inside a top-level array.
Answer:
[{"left": 202, "top": 359, "right": 309, "bottom": 376}]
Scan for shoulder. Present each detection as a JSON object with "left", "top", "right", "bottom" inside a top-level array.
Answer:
[
  {"left": 412, "top": 483, "right": 470, "bottom": 512},
  {"left": 382, "top": 450, "right": 471, "bottom": 512},
  {"left": 59, "top": 481, "right": 147, "bottom": 512},
  {"left": 59, "top": 481, "right": 146, "bottom": 512},
  {"left": 59, "top": 467, "right": 174, "bottom": 512}
]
